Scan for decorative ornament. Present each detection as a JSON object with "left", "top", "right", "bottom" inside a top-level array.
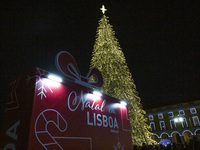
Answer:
[
  {"left": 27, "top": 68, "right": 57, "bottom": 100},
  {"left": 113, "top": 138, "right": 124, "bottom": 150},
  {"left": 55, "top": 51, "right": 103, "bottom": 89},
  {"left": 35, "top": 109, "right": 68, "bottom": 150},
  {"left": 100, "top": 5, "right": 107, "bottom": 14}
]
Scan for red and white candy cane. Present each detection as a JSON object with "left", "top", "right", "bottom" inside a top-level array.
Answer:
[{"left": 35, "top": 109, "right": 67, "bottom": 150}]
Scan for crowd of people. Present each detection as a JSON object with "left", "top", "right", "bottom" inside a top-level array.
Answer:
[{"left": 133, "top": 137, "right": 200, "bottom": 150}]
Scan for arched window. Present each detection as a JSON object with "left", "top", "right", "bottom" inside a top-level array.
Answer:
[
  {"left": 160, "top": 121, "right": 165, "bottom": 131},
  {"left": 181, "top": 118, "right": 188, "bottom": 128},
  {"left": 168, "top": 112, "right": 174, "bottom": 117},
  {"left": 170, "top": 119, "right": 176, "bottom": 129},
  {"left": 179, "top": 110, "right": 185, "bottom": 116},
  {"left": 192, "top": 116, "right": 200, "bottom": 126},
  {"left": 158, "top": 113, "right": 163, "bottom": 119},
  {"left": 190, "top": 108, "right": 197, "bottom": 114},
  {"left": 150, "top": 122, "right": 156, "bottom": 131},
  {"left": 149, "top": 115, "right": 154, "bottom": 121}
]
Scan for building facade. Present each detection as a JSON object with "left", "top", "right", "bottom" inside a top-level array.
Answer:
[{"left": 145, "top": 100, "right": 200, "bottom": 144}]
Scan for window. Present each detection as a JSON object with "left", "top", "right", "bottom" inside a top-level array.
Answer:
[
  {"left": 193, "top": 116, "right": 200, "bottom": 126},
  {"left": 179, "top": 110, "right": 185, "bottom": 116},
  {"left": 158, "top": 113, "right": 163, "bottom": 119},
  {"left": 181, "top": 118, "right": 188, "bottom": 128},
  {"left": 150, "top": 122, "right": 156, "bottom": 131},
  {"left": 149, "top": 115, "right": 154, "bottom": 121},
  {"left": 190, "top": 108, "right": 197, "bottom": 114},
  {"left": 168, "top": 112, "right": 174, "bottom": 117},
  {"left": 160, "top": 121, "right": 165, "bottom": 131},
  {"left": 170, "top": 120, "right": 176, "bottom": 129}
]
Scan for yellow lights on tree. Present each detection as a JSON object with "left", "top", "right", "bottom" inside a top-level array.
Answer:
[{"left": 89, "top": 5, "right": 155, "bottom": 146}]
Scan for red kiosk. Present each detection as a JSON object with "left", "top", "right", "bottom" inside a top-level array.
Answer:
[{"left": 1, "top": 51, "right": 132, "bottom": 150}]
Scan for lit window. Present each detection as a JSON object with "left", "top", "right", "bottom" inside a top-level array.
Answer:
[
  {"left": 160, "top": 121, "right": 165, "bottom": 131},
  {"left": 150, "top": 122, "right": 156, "bottom": 131},
  {"left": 192, "top": 116, "right": 200, "bottom": 126},
  {"left": 181, "top": 118, "right": 188, "bottom": 128},
  {"left": 158, "top": 113, "right": 163, "bottom": 119},
  {"left": 179, "top": 110, "right": 185, "bottom": 116},
  {"left": 149, "top": 115, "right": 154, "bottom": 121},
  {"left": 170, "top": 120, "right": 176, "bottom": 129},
  {"left": 168, "top": 112, "right": 174, "bottom": 117},
  {"left": 190, "top": 108, "right": 197, "bottom": 114}
]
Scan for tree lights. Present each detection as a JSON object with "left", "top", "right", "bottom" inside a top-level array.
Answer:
[{"left": 89, "top": 5, "right": 155, "bottom": 145}]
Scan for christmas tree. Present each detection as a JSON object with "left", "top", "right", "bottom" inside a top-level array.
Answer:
[{"left": 90, "top": 5, "right": 155, "bottom": 146}]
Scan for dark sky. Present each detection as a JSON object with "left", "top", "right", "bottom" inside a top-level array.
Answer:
[{"left": 1, "top": 1, "right": 200, "bottom": 109}]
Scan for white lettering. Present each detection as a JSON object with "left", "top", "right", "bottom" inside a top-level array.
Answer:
[
  {"left": 94, "top": 103, "right": 100, "bottom": 110},
  {"left": 93, "top": 113, "right": 96, "bottom": 126},
  {"left": 68, "top": 91, "right": 106, "bottom": 112},
  {"left": 109, "top": 109, "right": 116, "bottom": 114},
  {"left": 114, "top": 118, "right": 119, "bottom": 129},
  {"left": 110, "top": 129, "right": 119, "bottom": 134},
  {"left": 68, "top": 91, "right": 81, "bottom": 111},
  {"left": 87, "top": 112, "right": 119, "bottom": 129},
  {"left": 97, "top": 114, "right": 102, "bottom": 126},
  {"left": 6, "top": 120, "right": 20, "bottom": 141},
  {"left": 101, "top": 100, "right": 106, "bottom": 112},
  {"left": 87, "top": 111, "right": 93, "bottom": 126},
  {"left": 103, "top": 115, "right": 108, "bottom": 127},
  {"left": 3, "top": 143, "right": 15, "bottom": 150},
  {"left": 109, "top": 116, "right": 113, "bottom": 128}
]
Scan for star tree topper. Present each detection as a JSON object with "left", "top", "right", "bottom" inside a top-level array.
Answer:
[{"left": 100, "top": 5, "right": 107, "bottom": 14}]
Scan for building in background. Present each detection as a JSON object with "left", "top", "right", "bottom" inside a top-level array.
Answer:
[{"left": 145, "top": 100, "right": 200, "bottom": 144}]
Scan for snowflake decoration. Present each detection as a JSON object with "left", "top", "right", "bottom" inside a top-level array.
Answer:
[
  {"left": 35, "top": 77, "right": 54, "bottom": 100},
  {"left": 26, "top": 68, "right": 57, "bottom": 100},
  {"left": 113, "top": 138, "right": 125, "bottom": 150}
]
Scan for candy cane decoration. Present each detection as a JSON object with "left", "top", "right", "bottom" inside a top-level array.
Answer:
[{"left": 35, "top": 109, "right": 67, "bottom": 150}]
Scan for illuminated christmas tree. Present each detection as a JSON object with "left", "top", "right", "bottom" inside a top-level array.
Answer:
[{"left": 90, "top": 5, "right": 155, "bottom": 146}]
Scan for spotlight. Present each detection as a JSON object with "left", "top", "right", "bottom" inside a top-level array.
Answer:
[
  {"left": 174, "top": 118, "right": 178, "bottom": 122},
  {"left": 92, "top": 91, "right": 102, "bottom": 97},
  {"left": 48, "top": 74, "right": 62, "bottom": 83},
  {"left": 179, "top": 117, "right": 183, "bottom": 122},
  {"left": 120, "top": 101, "right": 127, "bottom": 106}
]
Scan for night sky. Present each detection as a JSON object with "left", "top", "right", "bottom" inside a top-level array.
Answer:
[{"left": 1, "top": 1, "right": 200, "bottom": 109}]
